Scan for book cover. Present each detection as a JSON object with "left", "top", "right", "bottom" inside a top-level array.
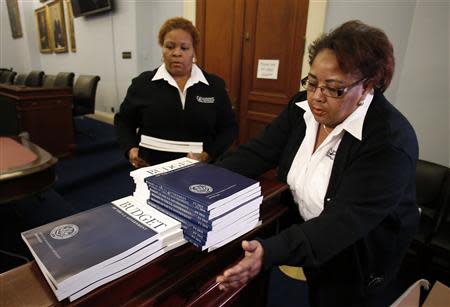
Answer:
[
  {"left": 146, "top": 162, "right": 260, "bottom": 210},
  {"left": 21, "top": 196, "right": 180, "bottom": 296},
  {"left": 150, "top": 186, "right": 261, "bottom": 220}
]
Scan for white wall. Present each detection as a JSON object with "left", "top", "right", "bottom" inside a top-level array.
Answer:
[
  {"left": 0, "top": 0, "right": 34, "bottom": 72},
  {"left": 135, "top": 2, "right": 183, "bottom": 75},
  {"left": 395, "top": 2, "right": 449, "bottom": 167},
  {"left": 323, "top": 0, "right": 450, "bottom": 166},
  {"left": 0, "top": 0, "right": 185, "bottom": 113}
]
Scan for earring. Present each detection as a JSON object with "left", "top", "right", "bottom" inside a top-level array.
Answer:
[{"left": 192, "top": 57, "right": 196, "bottom": 63}]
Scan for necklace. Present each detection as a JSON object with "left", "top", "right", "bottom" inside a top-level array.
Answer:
[{"left": 322, "top": 124, "right": 331, "bottom": 135}]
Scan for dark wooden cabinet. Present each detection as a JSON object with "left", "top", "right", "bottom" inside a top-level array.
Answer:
[{"left": 0, "top": 84, "right": 74, "bottom": 157}]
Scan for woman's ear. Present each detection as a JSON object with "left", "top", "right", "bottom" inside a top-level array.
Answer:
[
  {"left": 362, "top": 79, "right": 374, "bottom": 96},
  {"left": 358, "top": 80, "right": 374, "bottom": 105}
]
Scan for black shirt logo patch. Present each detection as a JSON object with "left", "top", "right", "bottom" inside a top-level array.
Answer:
[{"left": 196, "top": 96, "right": 215, "bottom": 103}]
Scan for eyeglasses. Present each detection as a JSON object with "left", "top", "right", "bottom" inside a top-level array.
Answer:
[{"left": 301, "top": 76, "right": 365, "bottom": 98}]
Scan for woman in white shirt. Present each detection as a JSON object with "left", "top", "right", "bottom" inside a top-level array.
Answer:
[{"left": 215, "top": 20, "right": 419, "bottom": 307}]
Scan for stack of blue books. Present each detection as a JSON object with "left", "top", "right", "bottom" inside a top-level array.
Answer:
[
  {"left": 21, "top": 196, "right": 185, "bottom": 302},
  {"left": 144, "top": 162, "right": 262, "bottom": 252}
]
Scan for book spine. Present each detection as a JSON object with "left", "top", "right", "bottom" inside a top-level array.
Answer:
[
  {"left": 150, "top": 190, "right": 210, "bottom": 222},
  {"left": 146, "top": 181, "right": 208, "bottom": 211},
  {"left": 147, "top": 200, "right": 211, "bottom": 234},
  {"left": 147, "top": 201, "right": 207, "bottom": 246},
  {"left": 149, "top": 194, "right": 211, "bottom": 230},
  {"left": 131, "top": 157, "right": 197, "bottom": 180}
]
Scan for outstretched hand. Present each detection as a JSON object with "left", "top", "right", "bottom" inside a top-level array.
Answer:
[{"left": 216, "top": 240, "right": 264, "bottom": 291}]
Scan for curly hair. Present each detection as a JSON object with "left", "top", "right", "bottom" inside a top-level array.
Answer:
[
  {"left": 158, "top": 17, "right": 200, "bottom": 50},
  {"left": 308, "top": 20, "right": 394, "bottom": 92}
]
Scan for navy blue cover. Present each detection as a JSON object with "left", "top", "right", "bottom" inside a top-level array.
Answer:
[
  {"left": 22, "top": 203, "right": 158, "bottom": 285},
  {"left": 150, "top": 190, "right": 211, "bottom": 225},
  {"left": 145, "top": 162, "right": 259, "bottom": 209}
]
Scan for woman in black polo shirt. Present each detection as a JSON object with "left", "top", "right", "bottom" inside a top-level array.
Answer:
[{"left": 114, "top": 17, "right": 237, "bottom": 167}]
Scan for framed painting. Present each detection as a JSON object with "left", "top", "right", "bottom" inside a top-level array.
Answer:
[
  {"left": 35, "top": 7, "right": 53, "bottom": 53},
  {"left": 47, "top": 0, "right": 68, "bottom": 53},
  {"left": 5, "top": 0, "right": 23, "bottom": 38},
  {"left": 65, "top": 0, "right": 76, "bottom": 52}
]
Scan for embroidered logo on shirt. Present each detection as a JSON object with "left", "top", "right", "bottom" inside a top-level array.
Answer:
[
  {"left": 196, "top": 96, "right": 215, "bottom": 103},
  {"left": 326, "top": 148, "right": 336, "bottom": 160}
]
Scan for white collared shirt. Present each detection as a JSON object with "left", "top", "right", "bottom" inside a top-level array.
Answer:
[
  {"left": 151, "top": 64, "right": 209, "bottom": 109},
  {"left": 287, "top": 92, "right": 374, "bottom": 221}
]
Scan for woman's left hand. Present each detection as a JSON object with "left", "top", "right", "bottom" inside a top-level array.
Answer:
[
  {"left": 187, "top": 151, "right": 210, "bottom": 162},
  {"left": 216, "top": 240, "right": 264, "bottom": 291}
]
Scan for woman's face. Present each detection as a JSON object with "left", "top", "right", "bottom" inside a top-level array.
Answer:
[
  {"left": 307, "top": 49, "right": 370, "bottom": 128},
  {"left": 162, "top": 29, "right": 195, "bottom": 78}
]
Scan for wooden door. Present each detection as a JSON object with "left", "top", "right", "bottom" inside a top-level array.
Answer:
[
  {"left": 196, "top": 0, "right": 245, "bottom": 118},
  {"left": 196, "top": 0, "right": 308, "bottom": 144}
]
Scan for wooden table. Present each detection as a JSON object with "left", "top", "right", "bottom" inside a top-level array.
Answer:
[
  {"left": 0, "top": 175, "right": 290, "bottom": 306},
  {"left": 0, "top": 136, "right": 57, "bottom": 204},
  {"left": 0, "top": 84, "right": 74, "bottom": 157}
]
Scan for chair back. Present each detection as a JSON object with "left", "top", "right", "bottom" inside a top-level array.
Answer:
[
  {"left": 0, "top": 71, "right": 17, "bottom": 83},
  {"left": 54, "top": 72, "right": 75, "bottom": 88},
  {"left": 412, "top": 159, "right": 450, "bottom": 246},
  {"left": 416, "top": 160, "right": 450, "bottom": 218},
  {"left": 42, "top": 74, "right": 56, "bottom": 88},
  {"left": 14, "top": 74, "right": 27, "bottom": 85},
  {"left": 73, "top": 75, "right": 101, "bottom": 116},
  {"left": 25, "top": 71, "right": 44, "bottom": 87}
]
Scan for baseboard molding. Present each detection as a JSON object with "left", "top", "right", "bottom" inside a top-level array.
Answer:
[{"left": 87, "top": 111, "right": 114, "bottom": 125}]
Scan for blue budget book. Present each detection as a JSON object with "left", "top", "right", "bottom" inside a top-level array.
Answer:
[
  {"left": 21, "top": 196, "right": 180, "bottom": 298},
  {"left": 145, "top": 162, "right": 260, "bottom": 211}
]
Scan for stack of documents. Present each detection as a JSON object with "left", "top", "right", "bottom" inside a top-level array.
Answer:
[
  {"left": 21, "top": 196, "right": 185, "bottom": 302},
  {"left": 139, "top": 135, "right": 203, "bottom": 154},
  {"left": 130, "top": 157, "right": 198, "bottom": 204},
  {"left": 145, "top": 162, "right": 262, "bottom": 252}
]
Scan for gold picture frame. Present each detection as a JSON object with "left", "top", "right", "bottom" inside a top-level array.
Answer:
[
  {"left": 47, "top": 0, "right": 68, "bottom": 53},
  {"left": 65, "top": 0, "right": 76, "bottom": 52},
  {"left": 35, "top": 7, "right": 53, "bottom": 53},
  {"left": 5, "top": 0, "right": 23, "bottom": 39}
]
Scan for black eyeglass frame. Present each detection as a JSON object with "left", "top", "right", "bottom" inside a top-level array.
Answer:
[{"left": 301, "top": 76, "right": 366, "bottom": 98}]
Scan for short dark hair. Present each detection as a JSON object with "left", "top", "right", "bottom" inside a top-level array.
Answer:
[
  {"left": 308, "top": 20, "right": 394, "bottom": 92},
  {"left": 158, "top": 17, "right": 200, "bottom": 50}
]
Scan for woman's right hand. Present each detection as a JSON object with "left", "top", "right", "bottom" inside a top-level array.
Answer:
[{"left": 128, "top": 147, "right": 149, "bottom": 168}]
